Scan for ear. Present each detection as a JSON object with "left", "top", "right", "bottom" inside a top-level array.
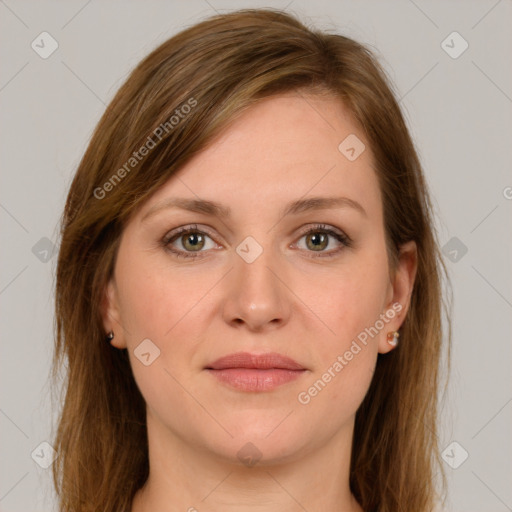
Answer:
[
  {"left": 100, "top": 278, "right": 127, "bottom": 349},
  {"left": 378, "top": 240, "right": 418, "bottom": 354}
]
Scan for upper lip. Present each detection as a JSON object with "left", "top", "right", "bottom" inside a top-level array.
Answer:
[{"left": 205, "top": 352, "right": 305, "bottom": 371}]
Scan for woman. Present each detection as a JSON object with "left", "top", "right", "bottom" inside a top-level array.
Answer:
[{"left": 52, "top": 8, "right": 450, "bottom": 512}]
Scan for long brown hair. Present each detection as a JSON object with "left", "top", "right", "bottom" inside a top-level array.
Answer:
[{"left": 52, "top": 8, "right": 451, "bottom": 511}]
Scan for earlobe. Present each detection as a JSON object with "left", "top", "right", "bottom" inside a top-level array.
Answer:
[
  {"left": 386, "top": 330, "right": 400, "bottom": 347},
  {"left": 379, "top": 328, "right": 401, "bottom": 354},
  {"left": 101, "top": 279, "right": 127, "bottom": 349},
  {"left": 378, "top": 240, "right": 418, "bottom": 354}
]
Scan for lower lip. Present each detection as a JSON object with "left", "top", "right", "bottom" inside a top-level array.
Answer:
[{"left": 206, "top": 368, "right": 305, "bottom": 391}]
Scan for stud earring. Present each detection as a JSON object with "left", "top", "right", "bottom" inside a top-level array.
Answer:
[
  {"left": 106, "top": 331, "right": 114, "bottom": 342},
  {"left": 387, "top": 331, "right": 400, "bottom": 347}
]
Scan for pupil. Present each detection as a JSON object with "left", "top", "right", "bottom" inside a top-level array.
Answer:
[
  {"left": 309, "top": 233, "right": 326, "bottom": 250},
  {"left": 185, "top": 233, "right": 202, "bottom": 250}
]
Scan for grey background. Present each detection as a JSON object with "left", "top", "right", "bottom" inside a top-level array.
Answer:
[{"left": 1, "top": 1, "right": 511, "bottom": 511}]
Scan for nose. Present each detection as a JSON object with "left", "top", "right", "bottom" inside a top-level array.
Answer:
[{"left": 222, "top": 244, "right": 292, "bottom": 332}]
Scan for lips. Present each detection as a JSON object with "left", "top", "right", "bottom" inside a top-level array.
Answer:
[
  {"left": 205, "top": 352, "right": 305, "bottom": 371},
  {"left": 205, "top": 352, "right": 307, "bottom": 392}
]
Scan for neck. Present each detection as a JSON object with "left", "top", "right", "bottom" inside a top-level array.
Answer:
[{"left": 131, "top": 412, "right": 363, "bottom": 512}]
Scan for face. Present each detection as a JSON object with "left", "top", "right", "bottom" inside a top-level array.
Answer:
[{"left": 103, "top": 92, "right": 416, "bottom": 465}]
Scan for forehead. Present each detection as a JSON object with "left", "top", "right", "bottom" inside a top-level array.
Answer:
[{"left": 138, "top": 93, "right": 382, "bottom": 222}]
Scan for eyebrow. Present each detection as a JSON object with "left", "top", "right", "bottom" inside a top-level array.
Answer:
[{"left": 141, "top": 195, "right": 367, "bottom": 222}]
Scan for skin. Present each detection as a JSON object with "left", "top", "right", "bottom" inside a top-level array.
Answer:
[{"left": 102, "top": 92, "right": 417, "bottom": 512}]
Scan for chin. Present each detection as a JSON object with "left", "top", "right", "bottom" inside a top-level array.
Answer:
[
  {"left": 214, "top": 437, "right": 307, "bottom": 469},
  {"left": 201, "top": 417, "right": 310, "bottom": 466}
]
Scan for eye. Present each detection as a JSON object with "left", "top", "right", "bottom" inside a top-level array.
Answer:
[
  {"left": 162, "top": 223, "right": 352, "bottom": 260},
  {"left": 162, "top": 224, "right": 218, "bottom": 259},
  {"left": 294, "top": 224, "right": 352, "bottom": 257}
]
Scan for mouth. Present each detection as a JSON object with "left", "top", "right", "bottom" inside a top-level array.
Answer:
[{"left": 204, "top": 352, "right": 307, "bottom": 392}]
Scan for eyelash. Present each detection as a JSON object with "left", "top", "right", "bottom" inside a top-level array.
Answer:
[{"left": 161, "top": 223, "right": 352, "bottom": 260}]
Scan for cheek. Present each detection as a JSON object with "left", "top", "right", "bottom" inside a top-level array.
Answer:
[
  {"left": 114, "top": 244, "right": 203, "bottom": 341},
  {"left": 114, "top": 252, "right": 209, "bottom": 427},
  {"left": 296, "top": 287, "right": 382, "bottom": 424},
  {"left": 295, "top": 248, "right": 389, "bottom": 411},
  {"left": 311, "top": 251, "right": 390, "bottom": 350}
]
